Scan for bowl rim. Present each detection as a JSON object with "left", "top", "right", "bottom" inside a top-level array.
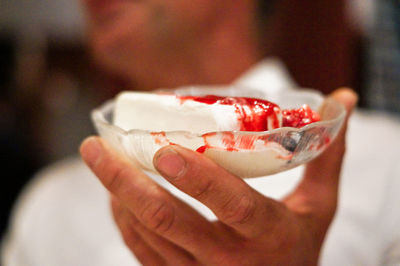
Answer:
[{"left": 91, "top": 88, "right": 346, "bottom": 138}]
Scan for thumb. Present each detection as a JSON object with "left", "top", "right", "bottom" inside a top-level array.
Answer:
[{"left": 284, "top": 88, "right": 358, "bottom": 215}]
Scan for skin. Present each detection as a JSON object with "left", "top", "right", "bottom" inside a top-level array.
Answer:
[
  {"left": 80, "top": 0, "right": 359, "bottom": 264},
  {"left": 81, "top": 0, "right": 260, "bottom": 89},
  {"left": 80, "top": 88, "right": 357, "bottom": 265}
]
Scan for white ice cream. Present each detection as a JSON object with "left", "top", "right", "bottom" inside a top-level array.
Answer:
[
  {"left": 113, "top": 92, "right": 282, "bottom": 134},
  {"left": 114, "top": 92, "right": 240, "bottom": 134}
]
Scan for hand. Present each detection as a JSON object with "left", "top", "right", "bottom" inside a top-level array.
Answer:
[{"left": 80, "top": 88, "right": 357, "bottom": 265}]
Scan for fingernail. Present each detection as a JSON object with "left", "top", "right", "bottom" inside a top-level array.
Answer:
[
  {"left": 154, "top": 148, "right": 186, "bottom": 179},
  {"left": 332, "top": 88, "right": 359, "bottom": 111},
  {"left": 80, "top": 137, "right": 103, "bottom": 167}
]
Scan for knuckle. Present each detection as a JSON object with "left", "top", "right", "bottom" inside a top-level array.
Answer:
[
  {"left": 191, "top": 177, "right": 213, "bottom": 200},
  {"left": 106, "top": 166, "right": 130, "bottom": 194},
  {"left": 139, "top": 198, "right": 175, "bottom": 234},
  {"left": 221, "top": 194, "right": 255, "bottom": 225},
  {"left": 112, "top": 201, "right": 141, "bottom": 230},
  {"left": 178, "top": 161, "right": 214, "bottom": 200},
  {"left": 92, "top": 150, "right": 133, "bottom": 195},
  {"left": 124, "top": 209, "right": 142, "bottom": 228}
]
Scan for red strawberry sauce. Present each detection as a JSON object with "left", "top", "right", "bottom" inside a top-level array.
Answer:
[
  {"left": 177, "top": 95, "right": 321, "bottom": 153},
  {"left": 178, "top": 95, "right": 320, "bottom": 130},
  {"left": 178, "top": 95, "right": 281, "bottom": 131},
  {"left": 282, "top": 104, "right": 321, "bottom": 128}
]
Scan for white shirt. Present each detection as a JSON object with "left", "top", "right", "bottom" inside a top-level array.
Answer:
[{"left": 2, "top": 59, "right": 400, "bottom": 266}]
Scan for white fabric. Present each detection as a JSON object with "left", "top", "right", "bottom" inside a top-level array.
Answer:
[
  {"left": 2, "top": 59, "right": 400, "bottom": 266},
  {"left": 234, "top": 57, "right": 297, "bottom": 93}
]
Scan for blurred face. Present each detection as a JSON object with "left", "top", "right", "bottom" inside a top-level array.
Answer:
[{"left": 82, "top": 0, "right": 227, "bottom": 85}]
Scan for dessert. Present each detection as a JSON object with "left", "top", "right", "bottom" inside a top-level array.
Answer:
[
  {"left": 113, "top": 91, "right": 321, "bottom": 175},
  {"left": 92, "top": 88, "right": 344, "bottom": 177},
  {"left": 113, "top": 92, "right": 320, "bottom": 134}
]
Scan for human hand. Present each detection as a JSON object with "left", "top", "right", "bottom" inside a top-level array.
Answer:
[{"left": 80, "top": 88, "right": 357, "bottom": 265}]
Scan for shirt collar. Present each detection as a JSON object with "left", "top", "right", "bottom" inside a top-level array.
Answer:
[{"left": 233, "top": 57, "right": 297, "bottom": 93}]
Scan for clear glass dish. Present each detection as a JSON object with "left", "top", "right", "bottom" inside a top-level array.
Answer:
[{"left": 91, "top": 86, "right": 346, "bottom": 178}]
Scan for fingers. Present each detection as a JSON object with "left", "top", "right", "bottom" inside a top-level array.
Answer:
[
  {"left": 111, "top": 196, "right": 195, "bottom": 266},
  {"left": 285, "top": 88, "right": 358, "bottom": 223},
  {"left": 153, "top": 145, "right": 288, "bottom": 238},
  {"left": 80, "top": 137, "right": 220, "bottom": 257},
  {"left": 307, "top": 88, "right": 358, "bottom": 181},
  {"left": 111, "top": 196, "right": 166, "bottom": 266}
]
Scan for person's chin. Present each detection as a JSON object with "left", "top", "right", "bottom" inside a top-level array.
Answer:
[
  {"left": 86, "top": 0, "right": 134, "bottom": 19},
  {"left": 90, "top": 16, "right": 131, "bottom": 57},
  {"left": 92, "top": 42, "right": 133, "bottom": 80}
]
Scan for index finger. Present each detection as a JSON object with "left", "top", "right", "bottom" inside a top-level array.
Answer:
[{"left": 80, "top": 137, "right": 223, "bottom": 258}]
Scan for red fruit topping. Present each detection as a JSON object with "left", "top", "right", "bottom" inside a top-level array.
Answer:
[
  {"left": 178, "top": 95, "right": 280, "bottom": 131},
  {"left": 178, "top": 95, "right": 320, "bottom": 132},
  {"left": 282, "top": 104, "right": 320, "bottom": 128}
]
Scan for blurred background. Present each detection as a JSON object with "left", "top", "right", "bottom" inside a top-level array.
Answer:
[{"left": 0, "top": 0, "right": 399, "bottom": 238}]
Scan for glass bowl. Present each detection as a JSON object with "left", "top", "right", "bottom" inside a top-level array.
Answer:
[{"left": 91, "top": 86, "right": 346, "bottom": 178}]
